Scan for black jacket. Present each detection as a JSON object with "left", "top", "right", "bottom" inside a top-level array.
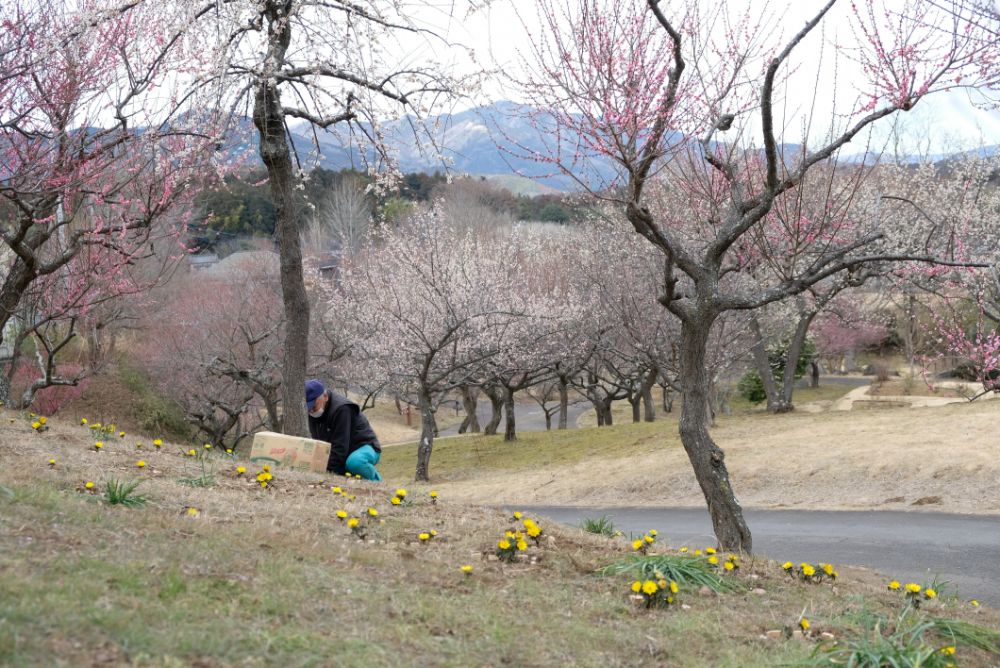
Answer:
[{"left": 307, "top": 391, "right": 381, "bottom": 474}]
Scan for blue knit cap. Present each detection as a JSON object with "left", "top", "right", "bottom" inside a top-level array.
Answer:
[{"left": 305, "top": 379, "right": 325, "bottom": 411}]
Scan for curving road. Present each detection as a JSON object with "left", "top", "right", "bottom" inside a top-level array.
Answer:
[{"left": 519, "top": 506, "right": 1000, "bottom": 606}]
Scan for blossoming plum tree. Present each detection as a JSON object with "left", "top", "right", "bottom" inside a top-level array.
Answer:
[{"left": 521, "top": 0, "right": 1000, "bottom": 550}]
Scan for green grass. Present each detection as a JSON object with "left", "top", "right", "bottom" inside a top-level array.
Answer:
[
  {"left": 103, "top": 478, "right": 147, "bottom": 507},
  {"left": 597, "top": 554, "right": 740, "bottom": 593},
  {"left": 379, "top": 420, "right": 675, "bottom": 481},
  {"left": 581, "top": 515, "right": 618, "bottom": 538}
]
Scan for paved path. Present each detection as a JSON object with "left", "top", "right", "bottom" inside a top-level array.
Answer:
[
  {"left": 437, "top": 399, "right": 593, "bottom": 436},
  {"left": 519, "top": 506, "right": 1000, "bottom": 606}
]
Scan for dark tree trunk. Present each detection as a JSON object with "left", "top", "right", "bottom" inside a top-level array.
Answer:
[
  {"left": 777, "top": 310, "right": 816, "bottom": 410},
  {"left": 557, "top": 375, "right": 569, "bottom": 429},
  {"left": 483, "top": 384, "right": 503, "bottom": 435},
  {"left": 601, "top": 397, "right": 614, "bottom": 426},
  {"left": 254, "top": 1, "right": 309, "bottom": 438},
  {"left": 678, "top": 318, "right": 752, "bottom": 552},
  {"left": 811, "top": 361, "right": 820, "bottom": 388},
  {"left": 628, "top": 391, "right": 641, "bottom": 423},
  {"left": 457, "top": 384, "right": 480, "bottom": 434},
  {"left": 661, "top": 384, "right": 674, "bottom": 413},
  {"left": 503, "top": 386, "right": 517, "bottom": 441},
  {"left": 414, "top": 387, "right": 435, "bottom": 481}
]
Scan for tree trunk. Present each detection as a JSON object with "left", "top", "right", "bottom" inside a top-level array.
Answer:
[
  {"left": 628, "top": 392, "right": 641, "bottom": 423},
  {"left": 414, "top": 387, "right": 435, "bottom": 481},
  {"left": 254, "top": 2, "right": 309, "bottom": 438},
  {"left": 483, "top": 384, "right": 503, "bottom": 435},
  {"left": 661, "top": 384, "right": 674, "bottom": 413},
  {"left": 777, "top": 310, "right": 816, "bottom": 410},
  {"left": 678, "top": 318, "right": 752, "bottom": 552},
  {"left": 457, "top": 384, "right": 480, "bottom": 434},
  {"left": 641, "top": 367, "right": 657, "bottom": 422},
  {"left": 749, "top": 316, "right": 784, "bottom": 411},
  {"left": 811, "top": 361, "right": 820, "bottom": 388},
  {"left": 503, "top": 386, "right": 517, "bottom": 442},
  {"left": 557, "top": 375, "right": 569, "bottom": 429},
  {"left": 601, "top": 397, "right": 614, "bottom": 426}
]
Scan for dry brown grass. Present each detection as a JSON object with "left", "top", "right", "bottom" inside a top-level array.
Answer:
[{"left": 2, "top": 410, "right": 999, "bottom": 666}]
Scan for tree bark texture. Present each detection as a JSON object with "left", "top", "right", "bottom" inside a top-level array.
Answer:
[
  {"left": 503, "top": 386, "right": 517, "bottom": 442},
  {"left": 641, "top": 367, "right": 657, "bottom": 422},
  {"left": 678, "top": 319, "right": 752, "bottom": 552},
  {"left": 458, "top": 384, "right": 480, "bottom": 434},
  {"left": 414, "top": 387, "right": 435, "bottom": 481},
  {"left": 557, "top": 375, "right": 569, "bottom": 429},
  {"left": 483, "top": 384, "right": 503, "bottom": 435},
  {"left": 254, "top": 1, "right": 309, "bottom": 438}
]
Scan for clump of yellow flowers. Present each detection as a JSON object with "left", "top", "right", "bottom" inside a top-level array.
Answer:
[
  {"left": 630, "top": 571, "right": 679, "bottom": 609},
  {"left": 255, "top": 464, "right": 273, "bottom": 489},
  {"left": 782, "top": 561, "right": 837, "bottom": 583}
]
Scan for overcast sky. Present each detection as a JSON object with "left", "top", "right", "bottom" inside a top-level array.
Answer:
[{"left": 415, "top": 0, "right": 1000, "bottom": 155}]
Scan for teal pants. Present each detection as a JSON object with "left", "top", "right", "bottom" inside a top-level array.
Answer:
[{"left": 346, "top": 445, "right": 382, "bottom": 481}]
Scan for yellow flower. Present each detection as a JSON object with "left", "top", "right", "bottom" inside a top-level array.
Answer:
[
  {"left": 204, "top": 443, "right": 212, "bottom": 449},
  {"left": 641, "top": 580, "right": 658, "bottom": 596},
  {"left": 429, "top": 491, "right": 438, "bottom": 499},
  {"left": 498, "top": 540, "right": 511, "bottom": 550},
  {"left": 186, "top": 507, "right": 200, "bottom": 516},
  {"left": 153, "top": 439, "right": 162, "bottom": 448},
  {"left": 648, "top": 529, "right": 658, "bottom": 537},
  {"left": 332, "top": 486, "right": 342, "bottom": 494},
  {"left": 336, "top": 510, "right": 348, "bottom": 519},
  {"left": 940, "top": 646, "right": 955, "bottom": 656},
  {"left": 419, "top": 533, "right": 430, "bottom": 541},
  {"left": 706, "top": 547, "right": 716, "bottom": 555},
  {"left": 822, "top": 564, "right": 834, "bottom": 576},
  {"left": 367, "top": 507, "right": 378, "bottom": 517},
  {"left": 236, "top": 466, "right": 246, "bottom": 475},
  {"left": 632, "top": 539, "right": 644, "bottom": 551},
  {"left": 94, "top": 441, "right": 103, "bottom": 450},
  {"left": 84, "top": 481, "right": 94, "bottom": 489},
  {"left": 391, "top": 497, "right": 402, "bottom": 506},
  {"left": 680, "top": 547, "right": 689, "bottom": 553},
  {"left": 395, "top": 488, "right": 407, "bottom": 498},
  {"left": 802, "top": 564, "right": 816, "bottom": 577},
  {"left": 81, "top": 418, "right": 88, "bottom": 425},
  {"left": 47, "top": 458, "right": 56, "bottom": 466},
  {"left": 430, "top": 530, "right": 438, "bottom": 536},
  {"left": 136, "top": 460, "right": 146, "bottom": 468},
  {"left": 924, "top": 588, "right": 937, "bottom": 599},
  {"left": 460, "top": 565, "right": 473, "bottom": 574},
  {"left": 262, "top": 465, "right": 270, "bottom": 473},
  {"left": 347, "top": 518, "right": 359, "bottom": 528},
  {"left": 657, "top": 579, "right": 668, "bottom": 590},
  {"left": 643, "top": 535, "right": 654, "bottom": 544},
  {"left": 226, "top": 448, "right": 233, "bottom": 454},
  {"left": 708, "top": 556, "right": 719, "bottom": 565},
  {"left": 905, "top": 583, "right": 922, "bottom": 594},
  {"left": 800, "top": 618, "right": 810, "bottom": 631},
  {"left": 724, "top": 561, "right": 735, "bottom": 571},
  {"left": 505, "top": 531, "right": 516, "bottom": 539},
  {"left": 119, "top": 431, "right": 126, "bottom": 438},
  {"left": 693, "top": 549, "right": 702, "bottom": 556},
  {"left": 32, "top": 421, "right": 41, "bottom": 430},
  {"left": 260, "top": 481, "right": 268, "bottom": 488},
  {"left": 888, "top": 580, "right": 901, "bottom": 590},
  {"left": 631, "top": 581, "right": 642, "bottom": 593},
  {"left": 38, "top": 416, "right": 46, "bottom": 425},
  {"left": 187, "top": 449, "right": 196, "bottom": 457},
  {"left": 516, "top": 539, "right": 528, "bottom": 551},
  {"left": 512, "top": 511, "right": 522, "bottom": 520},
  {"left": 970, "top": 599, "right": 979, "bottom": 607},
  {"left": 669, "top": 581, "right": 679, "bottom": 594},
  {"left": 526, "top": 526, "right": 541, "bottom": 538}
]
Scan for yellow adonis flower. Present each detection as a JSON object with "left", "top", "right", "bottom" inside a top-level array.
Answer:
[
  {"left": 84, "top": 481, "right": 94, "bottom": 489},
  {"left": 395, "top": 488, "right": 407, "bottom": 498},
  {"left": 187, "top": 449, "right": 196, "bottom": 457},
  {"left": 888, "top": 580, "right": 901, "bottom": 590},
  {"left": 527, "top": 526, "right": 541, "bottom": 538},
  {"left": 822, "top": 564, "right": 835, "bottom": 576},
  {"left": 669, "top": 581, "right": 679, "bottom": 594},
  {"left": 940, "top": 646, "right": 956, "bottom": 656},
  {"left": 136, "top": 460, "right": 146, "bottom": 468},
  {"left": 970, "top": 599, "right": 979, "bottom": 607},
  {"left": 347, "top": 518, "right": 359, "bottom": 528},
  {"left": 631, "top": 581, "right": 642, "bottom": 593},
  {"left": 708, "top": 556, "right": 719, "bottom": 565},
  {"left": 724, "top": 561, "right": 735, "bottom": 571},
  {"left": 632, "top": 539, "right": 644, "bottom": 551},
  {"left": 419, "top": 533, "right": 430, "bottom": 541},
  {"left": 81, "top": 418, "right": 88, "bottom": 425},
  {"left": 391, "top": 497, "right": 402, "bottom": 506},
  {"left": 679, "top": 547, "right": 689, "bottom": 553},
  {"left": 460, "top": 565, "right": 473, "bottom": 574},
  {"left": 94, "top": 441, "right": 103, "bottom": 450},
  {"left": 226, "top": 449, "right": 233, "bottom": 454},
  {"left": 32, "top": 421, "right": 41, "bottom": 430},
  {"left": 47, "top": 458, "right": 56, "bottom": 466},
  {"left": 429, "top": 490, "right": 438, "bottom": 499},
  {"left": 706, "top": 547, "right": 716, "bottom": 555},
  {"left": 693, "top": 550, "right": 702, "bottom": 556},
  {"left": 236, "top": 466, "right": 246, "bottom": 475},
  {"left": 187, "top": 507, "right": 200, "bottom": 516},
  {"left": 924, "top": 588, "right": 937, "bottom": 599},
  {"left": 204, "top": 443, "right": 212, "bottom": 450},
  {"left": 641, "top": 580, "right": 658, "bottom": 596},
  {"left": 336, "top": 510, "right": 348, "bottom": 519},
  {"left": 153, "top": 439, "right": 162, "bottom": 448},
  {"left": 516, "top": 539, "right": 528, "bottom": 551},
  {"left": 430, "top": 530, "right": 438, "bottom": 537},
  {"left": 498, "top": 540, "right": 511, "bottom": 550},
  {"left": 38, "top": 416, "right": 46, "bottom": 425},
  {"left": 119, "top": 431, "right": 126, "bottom": 438},
  {"left": 648, "top": 529, "right": 658, "bottom": 537},
  {"left": 905, "top": 583, "right": 922, "bottom": 594},
  {"left": 512, "top": 511, "right": 522, "bottom": 520},
  {"left": 367, "top": 508, "right": 378, "bottom": 517},
  {"left": 643, "top": 535, "right": 654, "bottom": 544},
  {"left": 802, "top": 564, "right": 816, "bottom": 577},
  {"left": 800, "top": 618, "right": 810, "bottom": 631}
]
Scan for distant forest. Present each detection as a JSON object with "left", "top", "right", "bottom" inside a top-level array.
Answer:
[{"left": 190, "top": 169, "right": 592, "bottom": 252}]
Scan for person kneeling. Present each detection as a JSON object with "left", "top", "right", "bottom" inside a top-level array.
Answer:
[{"left": 305, "top": 379, "right": 382, "bottom": 481}]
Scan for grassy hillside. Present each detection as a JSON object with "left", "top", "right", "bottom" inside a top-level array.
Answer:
[{"left": 1, "top": 409, "right": 998, "bottom": 666}]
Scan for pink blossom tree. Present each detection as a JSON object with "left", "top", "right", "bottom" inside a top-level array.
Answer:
[{"left": 520, "top": 0, "right": 1000, "bottom": 549}]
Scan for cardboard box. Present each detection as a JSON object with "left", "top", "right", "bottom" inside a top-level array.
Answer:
[{"left": 249, "top": 431, "right": 331, "bottom": 473}]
